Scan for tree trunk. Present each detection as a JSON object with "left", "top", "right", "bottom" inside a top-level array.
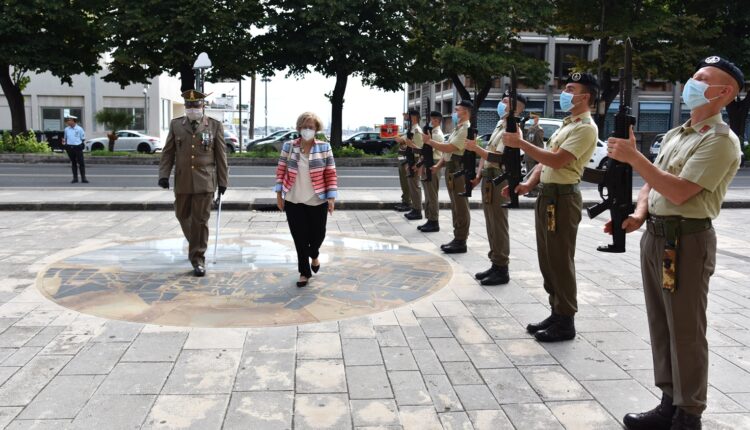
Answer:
[
  {"left": 727, "top": 95, "right": 749, "bottom": 166},
  {"left": 107, "top": 132, "right": 117, "bottom": 152},
  {"left": 179, "top": 63, "right": 196, "bottom": 93},
  {"left": 0, "top": 63, "right": 28, "bottom": 135},
  {"left": 451, "top": 74, "right": 471, "bottom": 102},
  {"left": 472, "top": 81, "right": 492, "bottom": 126},
  {"left": 330, "top": 71, "right": 348, "bottom": 148}
]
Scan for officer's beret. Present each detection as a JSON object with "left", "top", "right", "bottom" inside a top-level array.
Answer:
[
  {"left": 429, "top": 110, "right": 442, "bottom": 118},
  {"left": 182, "top": 89, "right": 207, "bottom": 102},
  {"left": 566, "top": 72, "right": 599, "bottom": 93},
  {"left": 407, "top": 108, "right": 420, "bottom": 117},
  {"left": 502, "top": 90, "right": 528, "bottom": 105},
  {"left": 456, "top": 100, "right": 474, "bottom": 109},
  {"left": 697, "top": 56, "right": 745, "bottom": 90}
]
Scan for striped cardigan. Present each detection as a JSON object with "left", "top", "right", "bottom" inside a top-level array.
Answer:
[{"left": 274, "top": 139, "right": 338, "bottom": 199}]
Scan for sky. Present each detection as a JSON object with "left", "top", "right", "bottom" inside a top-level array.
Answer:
[{"left": 204, "top": 70, "right": 406, "bottom": 130}]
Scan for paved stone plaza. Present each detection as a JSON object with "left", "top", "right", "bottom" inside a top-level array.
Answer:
[{"left": 0, "top": 208, "right": 749, "bottom": 429}]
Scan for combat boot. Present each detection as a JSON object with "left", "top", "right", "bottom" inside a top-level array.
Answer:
[
  {"left": 419, "top": 221, "right": 439, "bottom": 232},
  {"left": 534, "top": 314, "right": 576, "bottom": 342},
  {"left": 481, "top": 265, "right": 509, "bottom": 286},
  {"left": 623, "top": 393, "right": 675, "bottom": 430},
  {"left": 671, "top": 408, "right": 701, "bottom": 430},
  {"left": 441, "top": 239, "right": 460, "bottom": 250},
  {"left": 475, "top": 265, "right": 496, "bottom": 280},
  {"left": 442, "top": 240, "right": 467, "bottom": 254},
  {"left": 526, "top": 312, "right": 558, "bottom": 334}
]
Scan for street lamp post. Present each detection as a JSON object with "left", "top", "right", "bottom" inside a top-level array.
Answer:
[
  {"left": 193, "top": 52, "right": 212, "bottom": 93},
  {"left": 142, "top": 86, "right": 149, "bottom": 134},
  {"left": 261, "top": 77, "right": 271, "bottom": 137}
]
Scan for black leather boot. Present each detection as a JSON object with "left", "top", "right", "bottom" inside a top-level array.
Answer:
[
  {"left": 670, "top": 408, "right": 701, "bottom": 430},
  {"left": 526, "top": 312, "right": 557, "bottom": 334},
  {"left": 534, "top": 314, "right": 576, "bottom": 342},
  {"left": 442, "top": 240, "right": 467, "bottom": 254},
  {"left": 481, "top": 265, "right": 509, "bottom": 286},
  {"left": 419, "top": 221, "right": 439, "bottom": 232},
  {"left": 475, "top": 265, "right": 496, "bottom": 280},
  {"left": 404, "top": 210, "right": 423, "bottom": 220},
  {"left": 440, "top": 239, "right": 460, "bottom": 250},
  {"left": 623, "top": 393, "right": 675, "bottom": 430}
]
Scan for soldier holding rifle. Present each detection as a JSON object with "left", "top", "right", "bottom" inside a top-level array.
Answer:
[
  {"left": 417, "top": 111, "right": 445, "bottom": 233},
  {"left": 400, "top": 108, "right": 425, "bottom": 221}
]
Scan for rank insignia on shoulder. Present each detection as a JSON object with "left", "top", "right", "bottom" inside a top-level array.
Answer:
[
  {"left": 574, "top": 118, "right": 581, "bottom": 123},
  {"left": 699, "top": 125, "right": 711, "bottom": 134}
]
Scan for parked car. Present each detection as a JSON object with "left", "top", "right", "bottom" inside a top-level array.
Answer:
[
  {"left": 649, "top": 133, "right": 665, "bottom": 161},
  {"left": 85, "top": 130, "right": 163, "bottom": 153},
  {"left": 246, "top": 129, "right": 292, "bottom": 150},
  {"left": 519, "top": 118, "right": 608, "bottom": 169},
  {"left": 224, "top": 130, "right": 240, "bottom": 153},
  {"left": 342, "top": 131, "right": 397, "bottom": 155},
  {"left": 254, "top": 130, "right": 329, "bottom": 152}
]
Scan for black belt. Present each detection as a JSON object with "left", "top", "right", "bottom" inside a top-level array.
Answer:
[
  {"left": 646, "top": 216, "right": 712, "bottom": 238},
  {"left": 540, "top": 183, "right": 579, "bottom": 197}
]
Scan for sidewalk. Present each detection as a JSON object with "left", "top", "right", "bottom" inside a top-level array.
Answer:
[
  {"left": 0, "top": 208, "right": 748, "bottom": 429},
  {"left": 2, "top": 187, "right": 750, "bottom": 210}
]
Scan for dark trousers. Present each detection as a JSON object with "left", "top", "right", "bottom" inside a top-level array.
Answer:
[
  {"left": 285, "top": 201, "right": 328, "bottom": 278},
  {"left": 65, "top": 145, "right": 86, "bottom": 179},
  {"left": 174, "top": 192, "right": 213, "bottom": 266}
]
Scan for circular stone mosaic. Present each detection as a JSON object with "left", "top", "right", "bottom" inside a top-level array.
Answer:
[{"left": 36, "top": 235, "right": 453, "bottom": 328}]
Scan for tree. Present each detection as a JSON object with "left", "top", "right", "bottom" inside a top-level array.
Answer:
[
  {"left": 261, "top": 0, "right": 413, "bottom": 146},
  {"left": 406, "top": 0, "right": 553, "bottom": 128},
  {"left": 552, "top": 0, "right": 714, "bottom": 138},
  {"left": 0, "top": 0, "right": 106, "bottom": 134},
  {"left": 95, "top": 110, "right": 135, "bottom": 152},
  {"left": 102, "top": 0, "right": 264, "bottom": 92}
]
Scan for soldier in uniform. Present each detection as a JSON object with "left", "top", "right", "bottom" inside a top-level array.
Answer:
[
  {"left": 394, "top": 112, "right": 413, "bottom": 212},
  {"left": 402, "top": 108, "right": 424, "bottom": 220},
  {"left": 417, "top": 111, "right": 445, "bottom": 233},
  {"left": 158, "top": 90, "right": 229, "bottom": 277},
  {"left": 524, "top": 113, "right": 544, "bottom": 197},
  {"left": 502, "top": 72, "right": 599, "bottom": 342},
  {"left": 464, "top": 91, "right": 527, "bottom": 285},
  {"left": 423, "top": 100, "right": 473, "bottom": 254},
  {"left": 608, "top": 57, "right": 743, "bottom": 430}
]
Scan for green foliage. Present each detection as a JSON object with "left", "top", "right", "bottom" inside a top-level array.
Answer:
[
  {"left": 0, "top": 131, "right": 51, "bottom": 154},
  {"left": 95, "top": 110, "right": 134, "bottom": 132},
  {"left": 333, "top": 146, "right": 366, "bottom": 158}
]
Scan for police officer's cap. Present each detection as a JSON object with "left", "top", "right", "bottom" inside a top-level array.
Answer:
[
  {"left": 65, "top": 115, "right": 78, "bottom": 121},
  {"left": 407, "top": 108, "right": 420, "bottom": 117},
  {"left": 456, "top": 100, "right": 474, "bottom": 109},
  {"left": 181, "top": 89, "right": 207, "bottom": 102},
  {"left": 429, "top": 110, "right": 442, "bottom": 118},
  {"left": 566, "top": 72, "right": 599, "bottom": 93},
  {"left": 698, "top": 56, "right": 745, "bottom": 90},
  {"left": 502, "top": 90, "right": 528, "bottom": 105}
]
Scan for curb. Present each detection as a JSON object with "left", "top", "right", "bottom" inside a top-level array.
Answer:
[{"left": 2, "top": 200, "right": 749, "bottom": 211}]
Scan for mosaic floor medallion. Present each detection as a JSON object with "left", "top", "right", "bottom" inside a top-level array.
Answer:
[{"left": 37, "top": 235, "right": 453, "bottom": 328}]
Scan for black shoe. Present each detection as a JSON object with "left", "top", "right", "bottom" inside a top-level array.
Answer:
[
  {"left": 481, "top": 266, "right": 510, "bottom": 286},
  {"left": 394, "top": 203, "right": 411, "bottom": 212},
  {"left": 441, "top": 239, "right": 459, "bottom": 250},
  {"left": 623, "top": 393, "right": 675, "bottom": 430},
  {"left": 442, "top": 240, "right": 467, "bottom": 254},
  {"left": 475, "top": 265, "right": 496, "bottom": 280},
  {"left": 81, "top": 178, "right": 89, "bottom": 183},
  {"left": 419, "top": 221, "right": 439, "bottom": 233},
  {"left": 193, "top": 265, "right": 206, "bottom": 277},
  {"left": 71, "top": 178, "right": 79, "bottom": 183},
  {"left": 534, "top": 315, "right": 576, "bottom": 342},
  {"left": 404, "top": 210, "right": 423, "bottom": 220},
  {"left": 297, "top": 276, "right": 309, "bottom": 287},
  {"left": 526, "top": 312, "right": 558, "bottom": 334},
  {"left": 670, "top": 408, "right": 701, "bottom": 430},
  {"left": 311, "top": 263, "right": 320, "bottom": 273}
]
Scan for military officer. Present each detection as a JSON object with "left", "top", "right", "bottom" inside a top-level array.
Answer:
[
  {"left": 502, "top": 72, "right": 599, "bottom": 342},
  {"left": 417, "top": 110, "right": 445, "bottom": 233},
  {"left": 608, "top": 57, "right": 743, "bottom": 430},
  {"left": 402, "top": 108, "right": 424, "bottom": 220},
  {"left": 158, "top": 90, "right": 229, "bottom": 277},
  {"left": 464, "top": 91, "right": 527, "bottom": 285},
  {"left": 395, "top": 113, "right": 413, "bottom": 212},
  {"left": 423, "top": 100, "right": 473, "bottom": 253}
]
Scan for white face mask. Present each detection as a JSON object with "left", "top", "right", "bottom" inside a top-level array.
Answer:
[
  {"left": 300, "top": 128, "right": 316, "bottom": 141},
  {"left": 186, "top": 108, "right": 203, "bottom": 121}
]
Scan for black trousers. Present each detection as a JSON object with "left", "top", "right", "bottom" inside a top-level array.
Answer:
[
  {"left": 65, "top": 145, "right": 86, "bottom": 179},
  {"left": 284, "top": 201, "right": 328, "bottom": 278}
]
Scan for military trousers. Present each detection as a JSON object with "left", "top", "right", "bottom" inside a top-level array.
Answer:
[
  {"left": 398, "top": 162, "right": 411, "bottom": 206},
  {"left": 407, "top": 165, "right": 422, "bottom": 213},
  {"left": 422, "top": 168, "right": 441, "bottom": 222},
  {"left": 641, "top": 227, "right": 715, "bottom": 416},
  {"left": 534, "top": 184, "right": 582, "bottom": 317},
  {"left": 285, "top": 201, "right": 328, "bottom": 278},
  {"left": 481, "top": 175, "right": 509, "bottom": 267},
  {"left": 445, "top": 160, "right": 470, "bottom": 241},
  {"left": 174, "top": 192, "right": 213, "bottom": 267}
]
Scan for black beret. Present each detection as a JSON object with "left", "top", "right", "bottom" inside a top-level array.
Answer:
[
  {"left": 407, "top": 108, "right": 420, "bottom": 117},
  {"left": 566, "top": 72, "right": 599, "bottom": 92},
  {"left": 456, "top": 100, "right": 474, "bottom": 109},
  {"left": 429, "top": 110, "right": 442, "bottom": 118},
  {"left": 698, "top": 56, "right": 745, "bottom": 90},
  {"left": 502, "top": 90, "right": 528, "bottom": 105}
]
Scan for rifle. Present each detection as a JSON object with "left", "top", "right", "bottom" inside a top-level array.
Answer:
[
  {"left": 582, "top": 38, "right": 635, "bottom": 253},
  {"left": 490, "top": 66, "right": 525, "bottom": 208},
  {"left": 418, "top": 117, "right": 434, "bottom": 182},
  {"left": 456, "top": 125, "right": 478, "bottom": 197},
  {"left": 405, "top": 115, "right": 416, "bottom": 178}
]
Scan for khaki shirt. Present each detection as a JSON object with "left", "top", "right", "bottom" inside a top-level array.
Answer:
[
  {"left": 485, "top": 119, "right": 505, "bottom": 169},
  {"left": 540, "top": 111, "right": 598, "bottom": 184},
  {"left": 409, "top": 124, "right": 424, "bottom": 148},
  {"left": 648, "top": 113, "right": 741, "bottom": 219},
  {"left": 430, "top": 126, "right": 444, "bottom": 161},
  {"left": 447, "top": 121, "right": 470, "bottom": 157},
  {"left": 159, "top": 116, "right": 229, "bottom": 194}
]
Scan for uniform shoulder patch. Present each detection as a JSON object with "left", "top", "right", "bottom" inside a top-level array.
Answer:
[
  {"left": 580, "top": 117, "right": 591, "bottom": 124},
  {"left": 713, "top": 123, "right": 730, "bottom": 136}
]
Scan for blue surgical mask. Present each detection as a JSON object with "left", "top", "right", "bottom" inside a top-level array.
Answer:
[
  {"left": 527, "top": 116, "right": 536, "bottom": 126},
  {"left": 559, "top": 91, "right": 575, "bottom": 112},
  {"left": 682, "top": 78, "right": 722, "bottom": 110},
  {"left": 496, "top": 102, "right": 507, "bottom": 118},
  {"left": 451, "top": 112, "right": 458, "bottom": 124}
]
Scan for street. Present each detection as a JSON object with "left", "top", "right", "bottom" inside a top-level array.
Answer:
[{"left": 2, "top": 163, "right": 749, "bottom": 190}]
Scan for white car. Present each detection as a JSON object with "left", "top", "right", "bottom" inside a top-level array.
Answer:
[
  {"left": 85, "top": 130, "right": 164, "bottom": 153},
  {"left": 530, "top": 118, "right": 608, "bottom": 169}
]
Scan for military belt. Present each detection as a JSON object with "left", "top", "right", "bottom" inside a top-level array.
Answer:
[
  {"left": 539, "top": 183, "right": 579, "bottom": 197},
  {"left": 482, "top": 167, "right": 501, "bottom": 179},
  {"left": 646, "top": 216, "right": 712, "bottom": 240},
  {"left": 446, "top": 158, "right": 461, "bottom": 173}
]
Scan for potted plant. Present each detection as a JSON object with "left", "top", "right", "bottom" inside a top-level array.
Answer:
[{"left": 94, "top": 110, "right": 135, "bottom": 152}]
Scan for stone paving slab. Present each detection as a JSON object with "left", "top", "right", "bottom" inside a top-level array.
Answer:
[{"left": 0, "top": 209, "right": 748, "bottom": 428}]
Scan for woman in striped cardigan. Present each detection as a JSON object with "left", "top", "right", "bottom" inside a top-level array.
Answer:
[{"left": 275, "top": 112, "right": 338, "bottom": 287}]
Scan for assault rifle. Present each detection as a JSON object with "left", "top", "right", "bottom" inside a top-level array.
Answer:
[
  {"left": 455, "top": 126, "right": 478, "bottom": 197},
  {"left": 490, "top": 66, "right": 525, "bottom": 208},
  {"left": 405, "top": 115, "right": 415, "bottom": 178},
  {"left": 418, "top": 116, "right": 434, "bottom": 182}
]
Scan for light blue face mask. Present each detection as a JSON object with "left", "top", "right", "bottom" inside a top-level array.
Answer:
[
  {"left": 451, "top": 112, "right": 458, "bottom": 124},
  {"left": 527, "top": 116, "right": 536, "bottom": 126},
  {"left": 559, "top": 91, "right": 576, "bottom": 112},
  {"left": 682, "top": 78, "right": 723, "bottom": 110},
  {"left": 496, "top": 102, "right": 507, "bottom": 118}
]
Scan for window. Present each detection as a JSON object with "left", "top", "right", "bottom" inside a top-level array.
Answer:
[
  {"left": 521, "top": 43, "right": 546, "bottom": 61},
  {"left": 101, "top": 107, "right": 145, "bottom": 131},
  {"left": 638, "top": 102, "right": 672, "bottom": 132},
  {"left": 555, "top": 44, "right": 589, "bottom": 79},
  {"left": 41, "top": 107, "right": 83, "bottom": 131}
]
